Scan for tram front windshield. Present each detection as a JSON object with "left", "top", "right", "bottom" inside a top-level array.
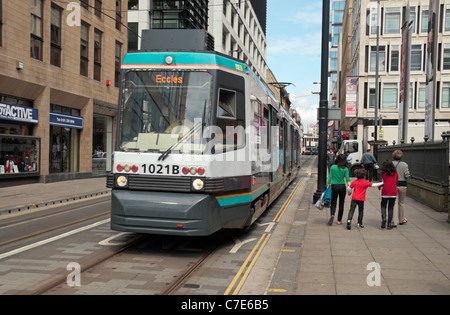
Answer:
[{"left": 119, "top": 70, "right": 211, "bottom": 153}]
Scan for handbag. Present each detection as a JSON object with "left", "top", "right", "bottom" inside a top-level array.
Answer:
[
  {"left": 315, "top": 185, "right": 332, "bottom": 210},
  {"left": 322, "top": 185, "right": 332, "bottom": 208},
  {"left": 315, "top": 192, "right": 325, "bottom": 210}
]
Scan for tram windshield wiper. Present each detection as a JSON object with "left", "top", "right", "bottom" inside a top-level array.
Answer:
[{"left": 158, "top": 122, "right": 203, "bottom": 161}]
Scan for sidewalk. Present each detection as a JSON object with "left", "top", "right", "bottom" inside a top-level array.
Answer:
[
  {"left": 0, "top": 177, "right": 111, "bottom": 217},
  {"left": 297, "top": 179, "right": 450, "bottom": 295}
]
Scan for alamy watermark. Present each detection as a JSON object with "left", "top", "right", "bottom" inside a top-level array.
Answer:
[
  {"left": 66, "top": 262, "right": 81, "bottom": 287},
  {"left": 66, "top": 2, "right": 81, "bottom": 27},
  {"left": 366, "top": 262, "right": 381, "bottom": 287}
]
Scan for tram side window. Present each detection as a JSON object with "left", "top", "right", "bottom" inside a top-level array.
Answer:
[{"left": 216, "top": 88, "right": 245, "bottom": 151}]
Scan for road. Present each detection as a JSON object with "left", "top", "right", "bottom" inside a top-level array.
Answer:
[{"left": 0, "top": 156, "right": 316, "bottom": 295}]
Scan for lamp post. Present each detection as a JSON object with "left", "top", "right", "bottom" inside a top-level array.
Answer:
[
  {"left": 374, "top": 0, "right": 380, "bottom": 166},
  {"left": 313, "top": 0, "right": 330, "bottom": 203}
]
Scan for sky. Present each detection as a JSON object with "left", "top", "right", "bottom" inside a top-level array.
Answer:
[{"left": 266, "top": 0, "right": 324, "bottom": 131}]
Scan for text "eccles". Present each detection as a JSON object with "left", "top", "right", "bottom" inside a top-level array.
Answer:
[{"left": 156, "top": 75, "right": 183, "bottom": 84}]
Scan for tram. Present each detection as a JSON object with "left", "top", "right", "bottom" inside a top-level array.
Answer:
[{"left": 108, "top": 49, "right": 301, "bottom": 236}]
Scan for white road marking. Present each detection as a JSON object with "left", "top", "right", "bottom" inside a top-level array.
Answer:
[{"left": 0, "top": 218, "right": 110, "bottom": 260}]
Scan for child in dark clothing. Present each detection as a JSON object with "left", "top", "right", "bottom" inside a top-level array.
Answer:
[
  {"left": 379, "top": 160, "right": 399, "bottom": 229},
  {"left": 347, "top": 169, "right": 383, "bottom": 230}
]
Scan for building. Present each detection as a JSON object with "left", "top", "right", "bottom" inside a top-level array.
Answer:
[
  {"left": 128, "top": 0, "right": 268, "bottom": 81},
  {"left": 337, "top": 0, "right": 450, "bottom": 149},
  {"left": 0, "top": 0, "right": 127, "bottom": 186},
  {"left": 329, "top": 0, "right": 346, "bottom": 104}
]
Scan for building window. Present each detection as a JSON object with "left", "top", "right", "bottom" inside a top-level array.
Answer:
[
  {"left": 411, "top": 44, "right": 422, "bottom": 71},
  {"left": 390, "top": 45, "right": 399, "bottom": 72},
  {"left": 370, "top": 46, "right": 385, "bottom": 72},
  {"left": 31, "top": 0, "right": 43, "bottom": 60},
  {"left": 421, "top": 6, "right": 429, "bottom": 33},
  {"left": 369, "top": 83, "right": 376, "bottom": 109},
  {"left": 418, "top": 82, "right": 426, "bottom": 108},
  {"left": 94, "top": 29, "right": 102, "bottom": 81},
  {"left": 80, "top": 0, "right": 89, "bottom": 10},
  {"left": 94, "top": 0, "right": 102, "bottom": 18},
  {"left": 115, "top": 41, "right": 122, "bottom": 87},
  {"left": 443, "top": 44, "right": 450, "bottom": 70},
  {"left": 128, "top": 0, "right": 138, "bottom": 10},
  {"left": 382, "top": 83, "right": 398, "bottom": 109},
  {"left": 384, "top": 7, "right": 401, "bottom": 34},
  {"left": 128, "top": 22, "right": 138, "bottom": 51},
  {"left": 80, "top": 22, "right": 89, "bottom": 77},
  {"left": 445, "top": 6, "right": 450, "bottom": 31},
  {"left": 409, "top": 7, "right": 416, "bottom": 33},
  {"left": 442, "top": 82, "right": 450, "bottom": 108},
  {"left": 51, "top": 5, "right": 62, "bottom": 67},
  {"left": 116, "top": 0, "right": 122, "bottom": 30}
]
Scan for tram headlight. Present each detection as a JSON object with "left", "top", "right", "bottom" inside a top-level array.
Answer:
[
  {"left": 116, "top": 175, "right": 128, "bottom": 188},
  {"left": 191, "top": 178, "right": 204, "bottom": 191}
]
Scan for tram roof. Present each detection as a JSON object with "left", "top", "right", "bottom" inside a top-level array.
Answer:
[{"left": 121, "top": 50, "right": 278, "bottom": 106}]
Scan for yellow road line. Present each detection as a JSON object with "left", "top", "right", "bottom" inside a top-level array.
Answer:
[
  {"left": 268, "top": 288, "right": 287, "bottom": 293},
  {"left": 273, "top": 178, "right": 303, "bottom": 223},
  {"left": 224, "top": 233, "right": 271, "bottom": 295}
]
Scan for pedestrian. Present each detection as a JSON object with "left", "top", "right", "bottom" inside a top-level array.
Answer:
[
  {"left": 392, "top": 149, "right": 410, "bottom": 226},
  {"left": 361, "top": 149, "right": 377, "bottom": 181},
  {"left": 327, "top": 148, "right": 335, "bottom": 173},
  {"left": 379, "top": 160, "right": 398, "bottom": 230},
  {"left": 327, "top": 154, "right": 351, "bottom": 225},
  {"left": 346, "top": 169, "right": 383, "bottom": 229},
  {"left": 346, "top": 150, "right": 352, "bottom": 175}
]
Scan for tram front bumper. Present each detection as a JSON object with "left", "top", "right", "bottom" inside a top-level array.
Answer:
[{"left": 110, "top": 190, "right": 222, "bottom": 236}]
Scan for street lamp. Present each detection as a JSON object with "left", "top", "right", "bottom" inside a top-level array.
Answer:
[
  {"left": 268, "top": 82, "right": 295, "bottom": 108},
  {"left": 313, "top": 0, "right": 330, "bottom": 203}
]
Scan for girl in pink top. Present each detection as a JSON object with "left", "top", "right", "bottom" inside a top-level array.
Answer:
[{"left": 380, "top": 160, "right": 399, "bottom": 229}]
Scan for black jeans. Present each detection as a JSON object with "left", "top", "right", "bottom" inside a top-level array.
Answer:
[
  {"left": 348, "top": 200, "right": 364, "bottom": 225},
  {"left": 381, "top": 197, "right": 396, "bottom": 222},
  {"left": 364, "top": 163, "right": 374, "bottom": 181},
  {"left": 330, "top": 184, "right": 346, "bottom": 221}
]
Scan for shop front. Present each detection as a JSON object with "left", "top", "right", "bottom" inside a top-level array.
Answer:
[
  {"left": 0, "top": 97, "right": 41, "bottom": 186},
  {"left": 48, "top": 105, "right": 83, "bottom": 180}
]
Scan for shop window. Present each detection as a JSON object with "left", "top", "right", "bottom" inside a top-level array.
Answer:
[
  {"left": 0, "top": 135, "right": 40, "bottom": 175},
  {"left": 49, "top": 105, "right": 81, "bottom": 173}
]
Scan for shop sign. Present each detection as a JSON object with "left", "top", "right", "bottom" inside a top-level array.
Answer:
[
  {"left": 0, "top": 102, "right": 39, "bottom": 124},
  {"left": 50, "top": 112, "right": 84, "bottom": 129}
]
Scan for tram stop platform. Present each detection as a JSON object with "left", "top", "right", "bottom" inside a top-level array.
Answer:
[
  {"left": 0, "top": 177, "right": 111, "bottom": 217},
  {"left": 251, "top": 173, "right": 450, "bottom": 295},
  {"left": 0, "top": 173, "right": 449, "bottom": 295}
]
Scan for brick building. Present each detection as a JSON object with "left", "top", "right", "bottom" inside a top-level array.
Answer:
[{"left": 0, "top": 0, "right": 127, "bottom": 185}]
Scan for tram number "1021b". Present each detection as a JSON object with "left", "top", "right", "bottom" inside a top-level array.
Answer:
[{"left": 142, "top": 163, "right": 179, "bottom": 175}]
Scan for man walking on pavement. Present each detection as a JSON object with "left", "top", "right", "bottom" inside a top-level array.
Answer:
[{"left": 361, "top": 149, "right": 377, "bottom": 182}]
